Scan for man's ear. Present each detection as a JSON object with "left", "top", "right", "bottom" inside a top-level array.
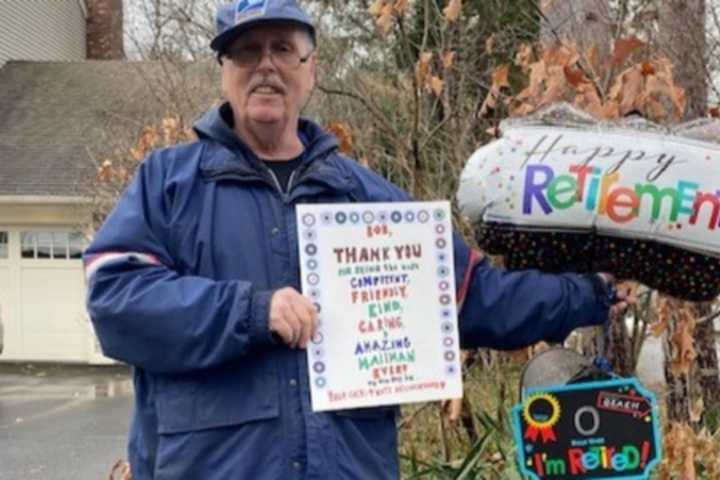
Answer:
[
  {"left": 220, "top": 64, "right": 229, "bottom": 100},
  {"left": 309, "top": 52, "right": 318, "bottom": 87}
]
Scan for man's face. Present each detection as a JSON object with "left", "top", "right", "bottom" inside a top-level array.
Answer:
[{"left": 221, "top": 24, "right": 316, "bottom": 129}]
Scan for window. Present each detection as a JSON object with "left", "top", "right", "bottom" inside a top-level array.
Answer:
[
  {"left": 69, "top": 232, "right": 84, "bottom": 259},
  {"left": 36, "top": 232, "right": 52, "bottom": 259},
  {"left": 53, "top": 232, "right": 68, "bottom": 259},
  {"left": 0, "top": 232, "right": 7, "bottom": 259},
  {"left": 21, "top": 232, "right": 35, "bottom": 259},
  {"left": 20, "top": 232, "right": 84, "bottom": 260}
]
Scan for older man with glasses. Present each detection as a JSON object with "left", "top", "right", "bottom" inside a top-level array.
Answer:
[{"left": 84, "top": 0, "right": 624, "bottom": 478}]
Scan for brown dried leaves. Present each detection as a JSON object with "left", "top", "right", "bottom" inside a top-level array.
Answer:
[
  {"left": 659, "top": 422, "right": 720, "bottom": 480},
  {"left": 368, "top": 0, "right": 412, "bottom": 34},
  {"left": 96, "top": 115, "right": 193, "bottom": 185},
  {"left": 653, "top": 296, "right": 697, "bottom": 376},
  {"left": 480, "top": 65, "right": 510, "bottom": 116},
  {"left": 415, "top": 51, "right": 455, "bottom": 97},
  {"left": 109, "top": 459, "right": 133, "bottom": 480},
  {"left": 482, "top": 38, "right": 686, "bottom": 121},
  {"left": 443, "top": 0, "right": 462, "bottom": 22},
  {"left": 612, "top": 36, "right": 646, "bottom": 66},
  {"left": 326, "top": 121, "right": 355, "bottom": 154}
]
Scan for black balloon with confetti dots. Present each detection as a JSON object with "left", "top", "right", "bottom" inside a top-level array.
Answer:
[{"left": 476, "top": 222, "right": 720, "bottom": 301}]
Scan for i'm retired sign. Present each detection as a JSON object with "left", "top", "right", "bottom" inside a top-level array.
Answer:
[{"left": 512, "top": 378, "right": 661, "bottom": 479}]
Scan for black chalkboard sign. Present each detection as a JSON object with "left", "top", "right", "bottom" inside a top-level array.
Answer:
[{"left": 512, "top": 378, "right": 661, "bottom": 479}]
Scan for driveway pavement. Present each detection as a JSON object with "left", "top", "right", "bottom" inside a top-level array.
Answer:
[{"left": 0, "top": 363, "right": 133, "bottom": 480}]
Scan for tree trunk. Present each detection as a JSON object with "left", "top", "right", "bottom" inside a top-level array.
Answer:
[
  {"left": 606, "top": 312, "right": 634, "bottom": 376},
  {"left": 663, "top": 331, "right": 692, "bottom": 423},
  {"left": 540, "top": 0, "right": 611, "bottom": 57},
  {"left": 657, "top": 0, "right": 715, "bottom": 425},
  {"left": 694, "top": 304, "right": 720, "bottom": 427},
  {"left": 657, "top": 0, "right": 708, "bottom": 118}
]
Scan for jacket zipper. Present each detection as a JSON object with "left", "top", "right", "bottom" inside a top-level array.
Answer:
[
  {"left": 266, "top": 169, "right": 290, "bottom": 203},
  {"left": 286, "top": 170, "right": 299, "bottom": 198}
]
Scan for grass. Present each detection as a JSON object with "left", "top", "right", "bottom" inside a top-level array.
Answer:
[{"left": 399, "top": 356, "right": 525, "bottom": 479}]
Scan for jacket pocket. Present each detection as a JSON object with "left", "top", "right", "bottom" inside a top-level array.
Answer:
[
  {"left": 331, "top": 405, "right": 400, "bottom": 479},
  {"left": 333, "top": 405, "right": 399, "bottom": 419},
  {"left": 154, "top": 362, "right": 279, "bottom": 434}
]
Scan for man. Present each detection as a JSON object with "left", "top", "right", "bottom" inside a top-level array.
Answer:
[{"left": 84, "top": 1, "right": 623, "bottom": 478}]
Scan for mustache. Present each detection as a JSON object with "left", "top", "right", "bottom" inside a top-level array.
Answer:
[{"left": 249, "top": 78, "right": 286, "bottom": 93}]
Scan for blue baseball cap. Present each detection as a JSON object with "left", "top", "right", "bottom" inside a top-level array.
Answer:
[{"left": 211, "top": 0, "right": 316, "bottom": 53}]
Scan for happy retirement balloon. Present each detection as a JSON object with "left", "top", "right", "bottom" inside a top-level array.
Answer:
[{"left": 458, "top": 103, "right": 720, "bottom": 301}]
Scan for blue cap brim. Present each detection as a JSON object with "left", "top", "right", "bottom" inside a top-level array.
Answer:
[{"left": 210, "top": 18, "right": 316, "bottom": 53}]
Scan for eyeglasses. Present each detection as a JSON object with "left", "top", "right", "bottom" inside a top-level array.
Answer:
[{"left": 224, "top": 42, "right": 314, "bottom": 69}]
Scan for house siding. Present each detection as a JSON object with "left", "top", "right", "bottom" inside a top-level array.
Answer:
[{"left": 0, "top": 0, "right": 87, "bottom": 67}]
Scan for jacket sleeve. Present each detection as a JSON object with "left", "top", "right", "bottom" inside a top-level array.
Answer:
[
  {"left": 453, "top": 232, "right": 610, "bottom": 350},
  {"left": 84, "top": 153, "right": 275, "bottom": 374},
  {"left": 344, "top": 158, "right": 610, "bottom": 350}
]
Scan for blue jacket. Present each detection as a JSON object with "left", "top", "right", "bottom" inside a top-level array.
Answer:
[{"left": 85, "top": 105, "right": 609, "bottom": 479}]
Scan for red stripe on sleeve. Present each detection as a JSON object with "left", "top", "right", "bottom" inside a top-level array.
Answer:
[{"left": 457, "top": 249, "right": 482, "bottom": 308}]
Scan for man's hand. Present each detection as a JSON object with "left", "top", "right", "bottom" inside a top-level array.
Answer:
[
  {"left": 268, "top": 287, "right": 318, "bottom": 349},
  {"left": 596, "top": 273, "right": 636, "bottom": 317}
]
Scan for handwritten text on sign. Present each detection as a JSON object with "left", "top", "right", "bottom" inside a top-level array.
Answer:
[{"left": 297, "top": 202, "right": 463, "bottom": 411}]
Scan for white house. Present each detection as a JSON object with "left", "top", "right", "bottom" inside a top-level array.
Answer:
[
  {"left": 0, "top": 57, "right": 127, "bottom": 363},
  {"left": 0, "top": 0, "right": 218, "bottom": 363},
  {"left": 0, "top": 0, "right": 149, "bottom": 363}
]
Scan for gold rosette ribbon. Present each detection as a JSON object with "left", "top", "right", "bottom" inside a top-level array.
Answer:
[{"left": 522, "top": 393, "right": 561, "bottom": 444}]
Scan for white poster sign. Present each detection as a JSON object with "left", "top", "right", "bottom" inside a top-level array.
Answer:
[{"left": 297, "top": 201, "right": 463, "bottom": 411}]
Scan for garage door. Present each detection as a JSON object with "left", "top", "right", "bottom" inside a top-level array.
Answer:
[{"left": 0, "top": 228, "right": 104, "bottom": 363}]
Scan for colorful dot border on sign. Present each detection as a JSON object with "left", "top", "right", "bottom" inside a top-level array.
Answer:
[
  {"left": 300, "top": 213, "right": 327, "bottom": 389},
  {"left": 313, "top": 362, "right": 326, "bottom": 374},
  {"left": 301, "top": 209, "right": 451, "bottom": 230},
  {"left": 302, "top": 213, "right": 316, "bottom": 227},
  {"left": 433, "top": 211, "right": 459, "bottom": 378}
]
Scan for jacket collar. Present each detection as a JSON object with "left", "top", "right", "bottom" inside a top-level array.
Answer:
[{"left": 193, "top": 104, "right": 355, "bottom": 195}]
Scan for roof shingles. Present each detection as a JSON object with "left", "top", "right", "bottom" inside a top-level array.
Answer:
[{"left": 0, "top": 60, "right": 218, "bottom": 197}]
